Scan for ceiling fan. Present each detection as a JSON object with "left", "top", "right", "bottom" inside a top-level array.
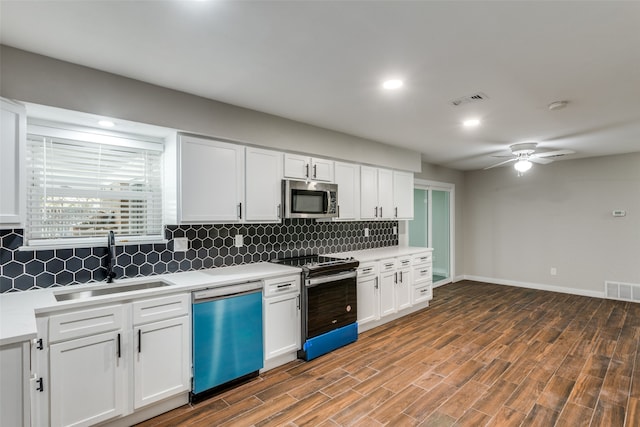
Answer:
[{"left": 484, "top": 142, "right": 575, "bottom": 175}]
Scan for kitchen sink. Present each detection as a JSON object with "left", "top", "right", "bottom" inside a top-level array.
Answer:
[{"left": 55, "top": 281, "right": 171, "bottom": 302}]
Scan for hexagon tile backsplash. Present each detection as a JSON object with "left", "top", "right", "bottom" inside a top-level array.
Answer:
[{"left": 0, "top": 219, "right": 398, "bottom": 293}]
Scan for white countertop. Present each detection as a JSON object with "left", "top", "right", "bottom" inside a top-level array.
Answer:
[
  {"left": 0, "top": 262, "right": 300, "bottom": 346},
  {"left": 329, "top": 246, "right": 432, "bottom": 263}
]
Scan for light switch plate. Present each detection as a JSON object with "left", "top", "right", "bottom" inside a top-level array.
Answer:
[
  {"left": 235, "top": 234, "right": 244, "bottom": 247},
  {"left": 174, "top": 237, "right": 188, "bottom": 252},
  {"left": 364, "top": 228, "right": 370, "bottom": 237}
]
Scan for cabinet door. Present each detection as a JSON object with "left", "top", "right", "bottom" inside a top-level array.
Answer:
[
  {"left": 50, "top": 331, "right": 126, "bottom": 427},
  {"left": 0, "top": 342, "right": 30, "bottom": 427},
  {"left": 334, "top": 162, "right": 360, "bottom": 220},
  {"left": 360, "top": 166, "right": 379, "bottom": 220},
  {"left": 379, "top": 271, "right": 396, "bottom": 317},
  {"left": 310, "top": 158, "right": 334, "bottom": 182},
  {"left": 245, "top": 147, "right": 283, "bottom": 222},
  {"left": 356, "top": 276, "right": 378, "bottom": 326},
  {"left": 283, "top": 153, "right": 310, "bottom": 180},
  {"left": 393, "top": 171, "right": 414, "bottom": 219},
  {"left": 264, "top": 292, "right": 301, "bottom": 360},
  {"left": 179, "top": 136, "right": 244, "bottom": 223},
  {"left": 0, "top": 99, "right": 26, "bottom": 227},
  {"left": 396, "top": 268, "right": 412, "bottom": 311},
  {"left": 134, "top": 316, "right": 190, "bottom": 409},
  {"left": 377, "top": 168, "right": 394, "bottom": 219}
]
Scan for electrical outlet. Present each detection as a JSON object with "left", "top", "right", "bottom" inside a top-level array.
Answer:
[
  {"left": 174, "top": 237, "right": 188, "bottom": 252},
  {"left": 550, "top": 267, "right": 557, "bottom": 276},
  {"left": 393, "top": 226, "right": 398, "bottom": 235},
  {"left": 235, "top": 234, "right": 244, "bottom": 247},
  {"left": 364, "top": 228, "right": 370, "bottom": 237}
]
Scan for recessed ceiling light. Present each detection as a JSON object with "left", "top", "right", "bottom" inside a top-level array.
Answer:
[
  {"left": 382, "top": 79, "right": 404, "bottom": 90},
  {"left": 98, "top": 120, "right": 115, "bottom": 127},
  {"left": 463, "top": 118, "right": 481, "bottom": 127},
  {"left": 548, "top": 100, "right": 569, "bottom": 111}
]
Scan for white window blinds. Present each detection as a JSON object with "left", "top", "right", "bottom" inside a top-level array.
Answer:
[{"left": 26, "top": 125, "right": 163, "bottom": 243}]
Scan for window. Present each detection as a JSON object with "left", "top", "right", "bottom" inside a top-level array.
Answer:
[{"left": 26, "top": 122, "right": 164, "bottom": 246}]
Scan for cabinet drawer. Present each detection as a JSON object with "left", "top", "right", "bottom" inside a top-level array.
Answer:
[
  {"left": 379, "top": 258, "right": 396, "bottom": 272},
  {"left": 413, "top": 265, "right": 432, "bottom": 283},
  {"left": 49, "top": 304, "right": 124, "bottom": 343},
  {"left": 412, "top": 284, "right": 432, "bottom": 304},
  {"left": 398, "top": 257, "right": 412, "bottom": 269},
  {"left": 132, "top": 293, "right": 190, "bottom": 325},
  {"left": 413, "top": 252, "right": 432, "bottom": 266},
  {"left": 264, "top": 275, "right": 300, "bottom": 297},
  {"left": 357, "top": 262, "right": 378, "bottom": 278}
]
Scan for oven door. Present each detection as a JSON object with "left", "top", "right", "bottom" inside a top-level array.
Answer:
[{"left": 305, "top": 270, "right": 357, "bottom": 338}]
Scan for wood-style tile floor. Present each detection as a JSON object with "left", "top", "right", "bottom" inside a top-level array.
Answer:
[{"left": 137, "top": 281, "right": 640, "bottom": 426}]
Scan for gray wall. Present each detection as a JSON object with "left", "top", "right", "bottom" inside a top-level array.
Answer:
[
  {"left": 463, "top": 153, "right": 640, "bottom": 295},
  {"left": 0, "top": 45, "right": 420, "bottom": 172}
]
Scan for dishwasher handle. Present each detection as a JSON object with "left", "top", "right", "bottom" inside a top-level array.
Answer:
[{"left": 193, "top": 281, "right": 263, "bottom": 303}]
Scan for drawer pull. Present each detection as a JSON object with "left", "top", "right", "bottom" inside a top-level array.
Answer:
[
  {"left": 384, "top": 263, "right": 394, "bottom": 267},
  {"left": 276, "top": 283, "right": 292, "bottom": 288},
  {"left": 421, "top": 269, "right": 428, "bottom": 274},
  {"left": 362, "top": 268, "right": 372, "bottom": 273},
  {"left": 420, "top": 289, "right": 428, "bottom": 294}
]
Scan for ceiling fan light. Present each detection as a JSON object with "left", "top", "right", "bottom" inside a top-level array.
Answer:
[{"left": 514, "top": 160, "right": 532, "bottom": 173}]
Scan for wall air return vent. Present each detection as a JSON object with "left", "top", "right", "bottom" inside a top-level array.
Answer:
[
  {"left": 605, "top": 281, "right": 640, "bottom": 303},
  {"left": 451, "top": 92, "right": 489, "bottom": 106}
]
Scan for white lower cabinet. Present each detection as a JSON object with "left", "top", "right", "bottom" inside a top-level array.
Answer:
[
  {"left": 356, "top": 263, "right": 379, "bottom": 328},
  {"left": 263, "top": 275, "right": 301, "bottom": 369},
  {"left": 50, "top": 331, "right": 127, "bottom": 427},
  {"left": 41, "top": 293, "right": 190, "bottom": 427},
  {"left": 134, "top": 315, "right": 190, "bottom": 409},
  {"left": 0, "top": 341, "right": 31, "bottom": 427},
  {"left": 355, "top": 249, "right": 433, "bottom": 333}
]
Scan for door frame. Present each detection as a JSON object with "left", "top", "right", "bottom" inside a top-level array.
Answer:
[{"left": 412, "top": 179, "right": 455, "bottom": 287}]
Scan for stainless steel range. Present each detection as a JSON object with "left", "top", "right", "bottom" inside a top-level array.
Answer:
[{"left": 271, "top": 254, "right": 359, "bottom": 360}]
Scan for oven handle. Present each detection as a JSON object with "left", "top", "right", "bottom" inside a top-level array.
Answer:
[{"left": 306, "top": 270, "right": 357, "bottom": 287}]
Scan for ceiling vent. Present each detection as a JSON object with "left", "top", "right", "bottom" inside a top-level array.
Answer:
[{"left": 451, "top": 92, "right": 489, "bottom": 106}]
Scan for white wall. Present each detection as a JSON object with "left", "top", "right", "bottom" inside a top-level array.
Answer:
[
  {"left": 0, "top": 45, "right": 420, "bottom": 172},
  {"left": 463, "top": 153, "right": 640, "bottom": 295}
]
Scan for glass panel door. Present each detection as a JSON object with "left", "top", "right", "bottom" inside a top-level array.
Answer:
[
  {"left": 432, "top": 190, "right": 450, "bottom": 283},
  {"left": 408, "top": 184, "right": 453, "bottom": 286}
]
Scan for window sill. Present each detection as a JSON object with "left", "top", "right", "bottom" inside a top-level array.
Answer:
[{"left": 19, "top": 236, "right": 168, "bottom": 251}]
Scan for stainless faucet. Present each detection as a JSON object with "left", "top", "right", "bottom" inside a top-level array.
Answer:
[{"left": 106, "top": 230, "right": 116, "bottom": 283}]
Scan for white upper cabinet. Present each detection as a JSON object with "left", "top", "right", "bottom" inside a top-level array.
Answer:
[
  {"left": 393, "top": 171, "right": 414, "bottom": 219},
  {"left": 0, "top": 98, "right": 26, "bottom": 228},
  {"left": 245, "top": 147, "right": 283, "bottom": 222},
  {"left": 360, "top": 166, "right": 379, "bottom": 220},
  {"left": 333, "top": 162, "right": 360, "bottom": 220},
  {"left": 360, "top": 166, "right": 395, "bottom": 219},
  {"left": 178, "top": 135, "right": 245, "bottom": 223},
  {"left": 377, "top": 168, "right": 394, "bottom": 219},
  {"left": 283, "top": 154, "right": 334, "bottom": 182}
]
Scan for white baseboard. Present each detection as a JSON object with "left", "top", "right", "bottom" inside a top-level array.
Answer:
[{"left": 461, "top": 275, "right": 605, "bottom": 299}]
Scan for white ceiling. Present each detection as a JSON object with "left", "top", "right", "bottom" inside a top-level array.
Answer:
[{"left": 1, "top": 1, "right": 639, "bottom": 170}]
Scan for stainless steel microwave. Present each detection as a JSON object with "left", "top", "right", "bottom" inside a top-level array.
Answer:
[{"left": 282, "top": 180, "right": 338, "bottom": 219}]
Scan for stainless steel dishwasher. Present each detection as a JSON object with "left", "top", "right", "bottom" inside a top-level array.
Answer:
[{"left": 191, "top": 281, "right": 263, "bottom": 401}]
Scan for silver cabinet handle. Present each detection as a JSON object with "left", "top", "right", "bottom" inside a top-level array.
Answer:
[
  {"left": 305, "top": 163, "right": 309, "bottom": 178},
  {"left": 362, "top": 268, "right": 372, "bottom": 273},
  {"left": 380, "top": 206, "right": 383, "bottom": 217},
  {"left": 374, "top": 277, "right": 379, "bottom": 289},
  {"left": 296, "top": 294, "right": 300, "bottom": 309},
  {"left": 374, "top": 206, "right": 378, "bottom": 217},
  {"left": 399, "top": 271, "right": 403, "bottom": 283},
  {"left": 394, "top": 272, "right": 398, "bottom": 284},
  {"left": 313, "top": 164, "right": 317, "bottom": 178},
  {"left": 384, "top": 263, "right": 394, "bottom": 268},
  {"left": 395, "top": 207, "right": 398, "bottom": 218},
  {"left": 138, "top": 329, "right": 142, "bottom": 353},
  {"left": 237, "top": 202, "right": 243, "bottom": 219},
  {"left": 276, "top": 283, "right": 292, "bottom": 288}
]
